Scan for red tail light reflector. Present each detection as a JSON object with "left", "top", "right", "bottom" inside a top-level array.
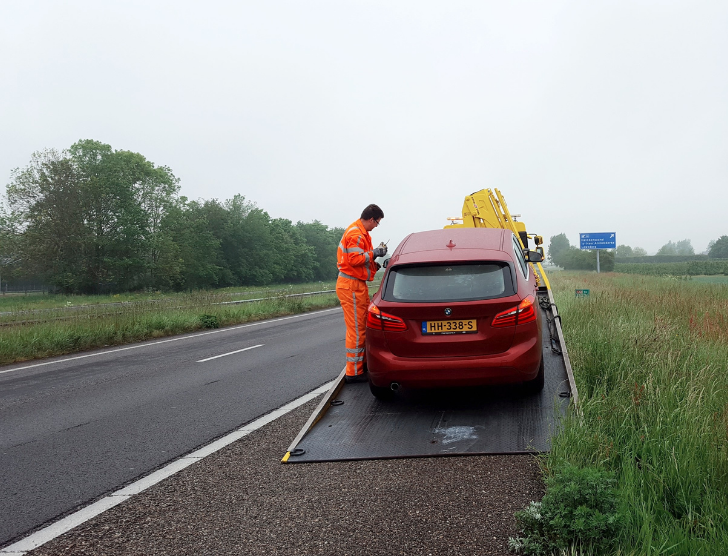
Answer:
[
  {"left": 492, "top": 295, "right": 537, "bottom": 327},
  {"left": 516, "top": 295, "right": 537, "bottom": 324},
  {"left": 367, "top": 303, "right": 407, "bottom": 331},
  {"left": 492, "top": 306, "right": 518, "bottom": 327}
]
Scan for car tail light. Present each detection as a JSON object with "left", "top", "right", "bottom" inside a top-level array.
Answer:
[
  {"left": 492, "top": 295, "right": 537, "bottom": 327},
  {"left": 367, "top": 303, "right": 407, "bottom": 331},
  {"left": 516, "top": 295, "right": 537, "bottom": 324}
]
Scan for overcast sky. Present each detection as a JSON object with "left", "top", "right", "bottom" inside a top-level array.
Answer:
[{"left": 2, "top": 0, "right": 726, "bottom": 255}]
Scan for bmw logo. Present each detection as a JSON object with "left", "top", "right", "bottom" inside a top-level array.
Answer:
[{"left": 444, "top": 308, "right": 452, "bottom": 316}]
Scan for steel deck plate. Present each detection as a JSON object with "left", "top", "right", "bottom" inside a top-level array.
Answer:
[{"left": 286, "top": 291, "right": 573, "bottom": 462}]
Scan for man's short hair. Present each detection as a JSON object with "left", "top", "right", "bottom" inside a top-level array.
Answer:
[{"left": 361, "top": 204, "right": 384, "bottom": 221}]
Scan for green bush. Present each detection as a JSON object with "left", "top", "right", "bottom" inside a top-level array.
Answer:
[
  {"left": 557, "top": 248, "right": 615, "bottom": 272},
  {"left": 198, "top": 314, "right": 220, "bottom": 329},
  {"left": 509, "top": 465, "right": 623, "bottom": 555}
]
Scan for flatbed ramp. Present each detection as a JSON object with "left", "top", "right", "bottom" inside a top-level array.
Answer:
[{"left": 284, "top": 289, "right": 576, "bottom": 463}]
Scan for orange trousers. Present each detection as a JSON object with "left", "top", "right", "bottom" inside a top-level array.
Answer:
[{"left": 336, "top": 276, "right": 370, "bottom": 377}]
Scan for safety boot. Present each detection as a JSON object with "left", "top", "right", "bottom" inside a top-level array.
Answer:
[{"left": 345, "top": 372, "right": 368, "bottom": 384}]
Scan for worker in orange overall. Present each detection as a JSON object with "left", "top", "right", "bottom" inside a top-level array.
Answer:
[{"left": 336, "top": 204, "right": 387, "bottom": 383}]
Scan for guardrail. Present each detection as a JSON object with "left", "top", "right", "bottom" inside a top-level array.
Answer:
[{"left": 219, "top": 290, "right": 335, "bottom": 305}]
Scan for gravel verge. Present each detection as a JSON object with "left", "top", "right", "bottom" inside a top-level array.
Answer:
[{"left": 29, "top": 397, "right": 544, "bottom": 556}]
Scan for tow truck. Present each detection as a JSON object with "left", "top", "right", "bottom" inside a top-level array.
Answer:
[{"left": 282, "top": 189, "right": 577, "bottom": 463}]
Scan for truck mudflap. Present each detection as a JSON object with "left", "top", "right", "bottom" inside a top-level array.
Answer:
[{"left": 282, "top": 288, "right": 577, "bottom": 463}]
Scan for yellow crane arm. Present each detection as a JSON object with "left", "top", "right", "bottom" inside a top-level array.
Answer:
[{"left": 446, "top": 188, "right": 551, "bottom": 290}]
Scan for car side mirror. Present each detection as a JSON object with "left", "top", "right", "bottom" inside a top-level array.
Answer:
[
  {"left": 523, "top": 250, "right": 543, "bottom": 263},
  {"left": 382, "top": 258, "right": 390, "bottom": 268}
]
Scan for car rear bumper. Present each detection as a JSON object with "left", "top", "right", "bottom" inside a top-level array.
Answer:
[{"left": 366, "top": 334, "right": 542, "bottom": 388}]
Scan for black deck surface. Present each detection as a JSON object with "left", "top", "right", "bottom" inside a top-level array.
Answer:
[{"left": 288, "top": 293, "right": 572, "bottom": 462}]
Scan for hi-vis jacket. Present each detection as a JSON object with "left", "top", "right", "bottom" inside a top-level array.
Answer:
[{"left": 337, "top": 219, "right": 379, "bottom": 282}]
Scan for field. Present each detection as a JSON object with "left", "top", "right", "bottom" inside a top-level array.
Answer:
[
  {"left": 545, "top": 272, "right": 728, "bottom": 554},
  {"left": 0, "top": 281, "right": 352, "bottom": 366},
  {"left": 0, "top": 282, "right": 337, "bottom": 312},
  {"left": 614, "top": 260, "right": 728, "bottom": 277},
  {"left": 689, "top": 275, "right": 728, "bottom": 285}
]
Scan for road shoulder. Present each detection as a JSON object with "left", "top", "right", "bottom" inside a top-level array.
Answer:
[{"left": 27, "top": 398, "right": 544, "bottom": 556}]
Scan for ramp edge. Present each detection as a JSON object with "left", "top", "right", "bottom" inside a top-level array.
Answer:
[
  {"left": 285, "top": 449, "right": 543, "bottom": 464},
  {"left": 282, "top": 368, "right": 346, "bottom": 462},
  {"left": 546, "top": 288, "right": 579, "bottom": 410}
]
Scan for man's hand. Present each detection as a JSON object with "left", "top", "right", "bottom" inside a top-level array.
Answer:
[{"left": 373, "top": 242, "right": 388, "bottom": 258}]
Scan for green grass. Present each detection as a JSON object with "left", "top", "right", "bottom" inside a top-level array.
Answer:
[
  {"left": 0, "top": 286, "right": 345, "bottom": 366},
  {"left": 544, "top": 272, "right": 728, "bottom": 554},
  {"left": 689, "top": 275, "right": 728, "bottom": 285},
  {"left": 0, "top": 281, "right": 338, "bottom": 312},
  {"left": 614, "top": 260, "right": 728, "bottom": 277},
  {"left": 0, "top": 277, "right": 387, "bottom": 366}
]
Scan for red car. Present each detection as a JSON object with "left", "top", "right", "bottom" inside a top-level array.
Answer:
[{"left": 365, "top": 228, "right": 544, "bottom": 400}]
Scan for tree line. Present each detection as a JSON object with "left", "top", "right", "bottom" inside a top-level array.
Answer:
[
  {"left": 617, "top": 237, "right": 728, "bottom": 259},
  {"left": 547, "top": 234, "right": 728, "bottom": 271},
  {"left": 0, "top": 140, "right": 344, "bottom": 293}
]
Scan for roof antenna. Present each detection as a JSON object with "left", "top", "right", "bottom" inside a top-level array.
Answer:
[{"left": 446, "top": 240, "right": 456, "bottom": 249}]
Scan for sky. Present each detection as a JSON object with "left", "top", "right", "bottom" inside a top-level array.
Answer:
[{"left": 1, "top": 0, "right": 726, "bottom": 255}]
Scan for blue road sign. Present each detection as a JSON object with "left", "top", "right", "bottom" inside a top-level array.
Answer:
[{"left": 580, "top": 232, "right": 616, "bottom": 250}]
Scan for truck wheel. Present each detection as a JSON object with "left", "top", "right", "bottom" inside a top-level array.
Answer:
[
  {"left": 523, "top": 358, "right": 545, "bottom": 394},
  {"left": 369, "top": 380, "right": 395, "bottom": 401}
]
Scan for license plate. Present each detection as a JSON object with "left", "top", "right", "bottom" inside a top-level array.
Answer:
[{"left": 422, "top": 319, "right": 477, "bottom": 335}]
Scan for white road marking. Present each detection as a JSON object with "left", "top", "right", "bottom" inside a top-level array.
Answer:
[
  {"left": 0, "top": 379, "right": 336, "bottom": 555},
  {"left": 0, "top": 307, "right": 342, "bottom": 376},
  {"left": 196, "top": 344, "right": 264, "bottom": 363}
]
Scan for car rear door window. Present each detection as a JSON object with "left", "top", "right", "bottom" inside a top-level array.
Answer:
[
  {"left": 512, "top": 237, "right": 529, "bottom": 279},
  {"left": 384, "top": 263, "right": 514, "bottom": 302}
]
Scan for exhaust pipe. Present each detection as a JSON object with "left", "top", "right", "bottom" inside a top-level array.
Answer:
[{"left": 390, "top": 382, "right": 400, "bottom": 391}]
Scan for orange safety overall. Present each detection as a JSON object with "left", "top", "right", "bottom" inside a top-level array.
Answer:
[{"left": 336, "top": 219, "right": 379, "bottom": 377}]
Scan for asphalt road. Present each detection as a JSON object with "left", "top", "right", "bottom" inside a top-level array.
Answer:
[{"left": 0, "top": 308, "right": 345, "bottom": 547}]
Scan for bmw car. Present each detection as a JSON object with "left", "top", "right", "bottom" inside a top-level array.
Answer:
[{"left": 365, "top": 228, "right": 544, "bottom": 400}]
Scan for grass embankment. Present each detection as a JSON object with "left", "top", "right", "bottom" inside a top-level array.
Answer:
[
  {"left": 0, "top": 282, "right": 336, "bottom": 312},
  {"left": 547, "top": 272, "right": 728, "bottom": 554},
  {"left": 0, "top": 281, "right": 352, "bottom": 366}
]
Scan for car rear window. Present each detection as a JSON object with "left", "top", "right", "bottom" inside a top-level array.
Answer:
[{"left": 383, "top": 263, "right": 514, "bottom": 302}]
